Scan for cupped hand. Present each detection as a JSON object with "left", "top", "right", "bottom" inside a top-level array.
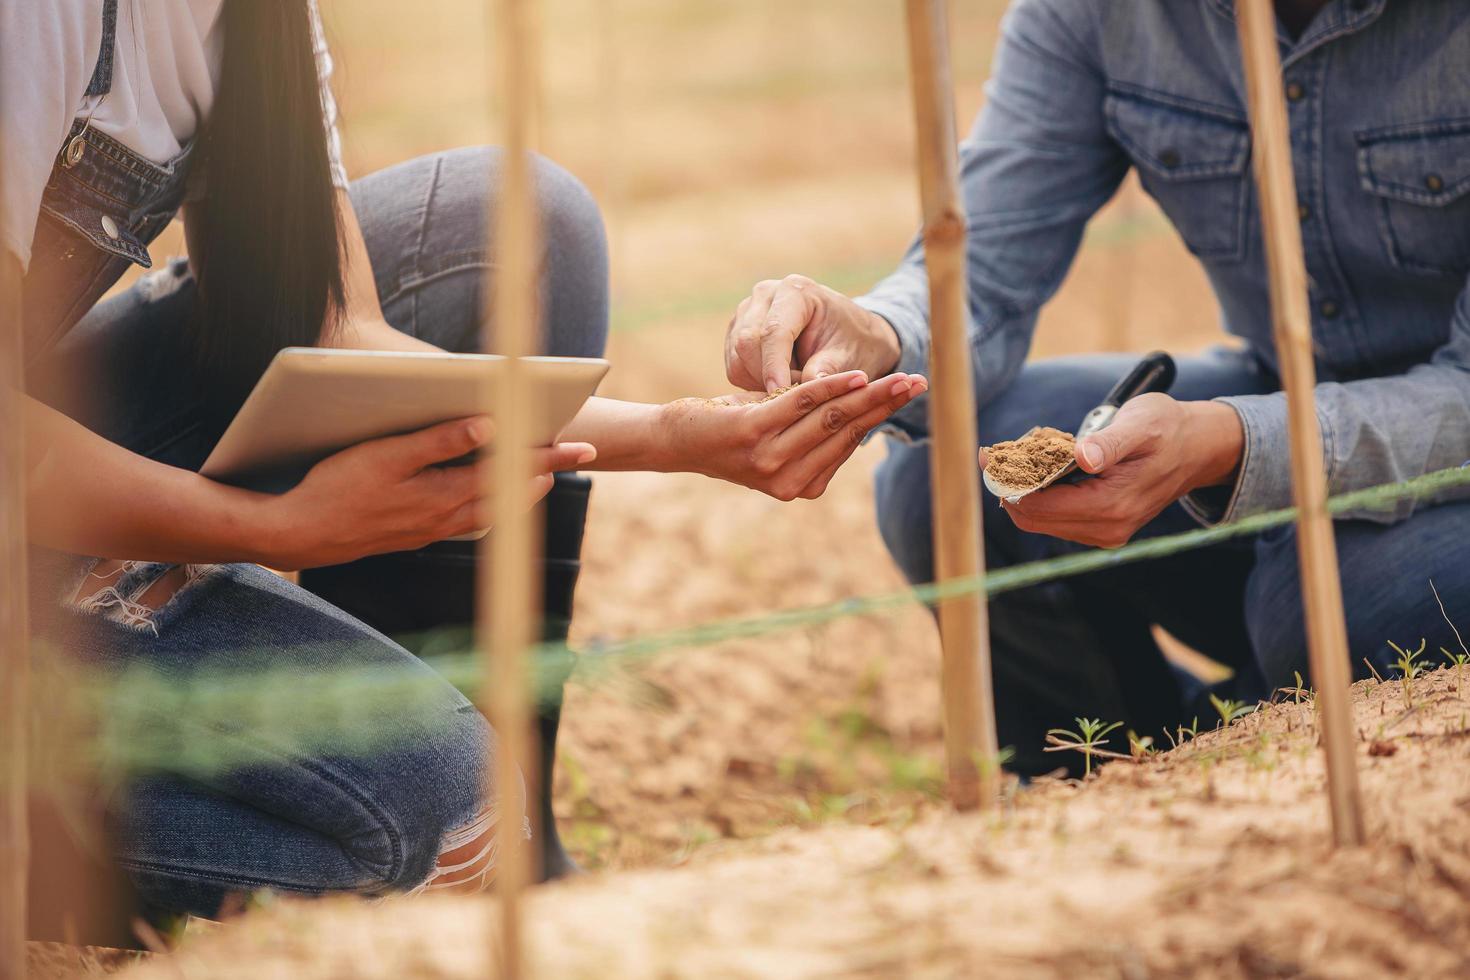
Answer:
[
  {"left": 266, "top": 416, "right": 596, "bottom": 569},
  {"left": 993, "top": 393, "right": 1243, "bottom": 548},
  {"left": 662, "top": 369, "right": 927, "bottom": 500},
  {"left": 725, "top": 274, "right": 903, "bottom": 393}
]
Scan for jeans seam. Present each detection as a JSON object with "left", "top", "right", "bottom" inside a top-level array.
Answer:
[
  {"left": 117, "top": 858, "right": 360, "bottom": 895},
  {"left": 409, "top": 155, "right": 445, "bottom": 336},
  {"left": 378, "top": 250, "right": 492, "bottom": 309}
]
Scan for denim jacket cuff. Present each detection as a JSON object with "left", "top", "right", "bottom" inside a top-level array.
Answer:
[
  {"left": 1183, "top": 393, "right": 1326, "bottom": 526},
  {"left": 855, "top": 295, "right": 932, "bottom": 442}
]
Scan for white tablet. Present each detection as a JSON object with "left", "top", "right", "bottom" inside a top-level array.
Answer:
[{"left": 199, "top": 348, "right": 609, "bottom": 489}]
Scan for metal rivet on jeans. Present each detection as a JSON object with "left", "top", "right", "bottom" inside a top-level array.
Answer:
[
  {"left": 101, "top": 215, "right": 120, "bottom": 239},
  {"left": 1425, "top": 174, "right": 1445, "bottom": 193}
]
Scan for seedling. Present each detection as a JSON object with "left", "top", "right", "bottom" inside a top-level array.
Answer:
[
  {"left": 1208, "top": 694, "right": 1252, "bottom": 729},
  {"left": 1442, "top": 648, "right": 1469, "bottom": 699},
  {"left": 1386, "top": 639, "right": 1428, "bottom": 709},
  {"left": 1162, "top": 717, "right": 1200, "bottom": 751},
  {"left": 1044, "top": 718, "right": 1123, "bottom": 778},
  {"left": 1276, "top": 670, "right": 1313, "bottom": 705},
  {"left": 1126, "top": 730, "right": 1156, "bottom": 761},
  {"left": 1433, "top": 579, "right": 1469, "bottom": 699}
]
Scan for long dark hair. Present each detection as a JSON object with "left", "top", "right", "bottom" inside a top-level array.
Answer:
[{"left": 192, "top": 0, "right": 344, "bottom": 409}]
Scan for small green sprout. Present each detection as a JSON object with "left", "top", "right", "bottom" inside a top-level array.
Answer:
[
  {"left": 1208, "top": 694, "right": 1252, "bottom": 729},
  {"left": 1433, "top": 579, "right": 1469, "bottom": 700},
  {"left": 1127, "top": 729, "right": 1156, "bottom": 761},
  {"left": 1276, "top": 670, "right": 1313, "bottom": 705},
  {"left": 1162, "top": 717, "right": 1200, "bottom": 751},
  {"left": 1044, "top": 718, "right": 1123, "bottom": 778},
  {"left": 1386, "top": 638, "right": 1428, "bottom": 709},
  {"left": 1442, "top": 647, "right": 1469, "bottom": 699}
]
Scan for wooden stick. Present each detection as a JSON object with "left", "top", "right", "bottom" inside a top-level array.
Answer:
[
  {"left": 1235, "top": 0, "right": 1364, "bottom": 846},
  {"left": 482, "top": 0, "right": 545, "bottom": 974},
  {"left": 901, "top": 0, "right": 999, "bottom": 810},
  {"left": 1, "top": 180, "right": 31, "bottom": 978}
]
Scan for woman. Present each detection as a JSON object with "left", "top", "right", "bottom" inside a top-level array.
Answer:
[{"left": 5, "top": 1, "right": 925, "bottom": 915}]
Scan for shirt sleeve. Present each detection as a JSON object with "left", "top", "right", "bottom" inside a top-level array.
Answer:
[
  {"left": 855, "top": 0, "right": 1129, "bottom": 440},
  {"left": 1183, "top": 276, "right": 1470, "bottom": 526},
  {"left": 308, "top": 0, "right": 350, "bottom": 189}
]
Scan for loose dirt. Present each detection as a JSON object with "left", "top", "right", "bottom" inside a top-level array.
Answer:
[
  {"left": 984, "top": 427, "right": 1077, "bottom": 491},
  {"left": 99, "top": 667, "right": 1470, "bottom": 980}
]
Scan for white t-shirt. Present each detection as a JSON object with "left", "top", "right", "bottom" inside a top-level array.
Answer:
[{"left": 0, "top": 0, "right": 348, "bottom": 271}]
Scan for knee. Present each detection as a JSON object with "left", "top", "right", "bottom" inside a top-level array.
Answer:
[
  {"left": 532, "top": 156, "right": 607, "bottom": 282},
  {"left": 353, "top": 706, "right": 521, "bottom": 893}
]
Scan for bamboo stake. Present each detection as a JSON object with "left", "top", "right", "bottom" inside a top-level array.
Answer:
[
  {"left": 1235, "top": 0, "right": 1364, "bottom": 846},
  {"left": 901, "top": 0, "right": 999, "bottom": 810},
  {"left": 1, "top": 169, "right": 31, "bottom": 978},
  {"left": 482, "top": 0, "right": 544, "bottom": 973}
]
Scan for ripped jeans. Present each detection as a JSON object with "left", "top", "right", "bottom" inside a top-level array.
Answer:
[{"left": 24, "top": 147, "right": 610, "bottom": 915}]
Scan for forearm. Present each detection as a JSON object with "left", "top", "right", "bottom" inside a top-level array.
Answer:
[
  {"left": 558, "top": 396, "right": 678, "bottom": 472},
  {"left": 24, "top": 396, "right": 282, "bottom": 564}
]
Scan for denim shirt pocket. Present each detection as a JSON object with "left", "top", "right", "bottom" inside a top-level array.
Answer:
[
  {"left": 1104, "top": 90, "right": 1251, "bottom": 263},
  {"left": 1356, "top": 119, "right": 1470, "bottom": 279}
]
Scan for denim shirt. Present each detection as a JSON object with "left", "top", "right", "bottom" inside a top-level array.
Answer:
[{"left": 858, "top": 0, "right": 1470, "bottom": 525}]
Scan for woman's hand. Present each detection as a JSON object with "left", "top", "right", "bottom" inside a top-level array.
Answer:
[
  {"left": 992, "top": 394, "right": 1243, "bottom": 548},
  {"left": 263, "top": 416, "right": 596, "bottom": 569},
  {"left": 659, "top": 370, "right": 927, "bottom": 500}
]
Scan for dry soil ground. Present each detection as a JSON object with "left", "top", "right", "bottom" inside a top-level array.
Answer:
[
  {"left": 60, "top": 667, "right": 1470, "bottom": 978},
  {"left": 42, "top": 1, "right": 1463, "bottom": 976}
]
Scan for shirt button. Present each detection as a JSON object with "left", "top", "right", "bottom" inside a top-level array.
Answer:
[
  {"left": 1286, "top": 82, "right": 1305, "bottom": 102},
  {"left": 1320, "top": 299, "right": 1340, "bottom": 319},
  {"left": 1159, "top": 148, "right": 1182, "bottom": 168},
  {"left": 1426, "top": 173, "right": 1445, "bottom": 193},
  {"left": 101, "top": 215, "right": 120, "bottom": 240}
]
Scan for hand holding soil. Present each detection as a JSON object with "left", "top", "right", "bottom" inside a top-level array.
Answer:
[
  {"left": 661, "top": 369, "right": 927, "bottom": 500},
  {"left": 986, "top": 393, "right": 1244, "bottom": 549}
]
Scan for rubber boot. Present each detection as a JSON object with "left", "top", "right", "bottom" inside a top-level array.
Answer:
[
  {"left": 300, "top": 473, "right": 593, "bottom": 882},
  {"left": 534, "top": 472, "right": 590, "bottom": 881}
]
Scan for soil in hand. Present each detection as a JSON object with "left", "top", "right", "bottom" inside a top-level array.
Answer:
[{"left": 984, "top": 426, "right": 1076, "bottom": 490}]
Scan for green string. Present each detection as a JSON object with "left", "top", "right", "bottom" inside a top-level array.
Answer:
[{"left": 25, "top": 463, "right": 1470, "bottom": 783}]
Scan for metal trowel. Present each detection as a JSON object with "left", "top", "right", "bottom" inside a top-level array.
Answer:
[{"left": 982, "top": 350, "right": 1177, "bottom": 504}]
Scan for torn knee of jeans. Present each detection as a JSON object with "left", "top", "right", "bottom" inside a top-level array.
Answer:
[
  {"left": 408, "top": 802, "right": 533, "bottom": 896},
  {"left": 68, "top": 560, "right": 220, "bottom": 635}
]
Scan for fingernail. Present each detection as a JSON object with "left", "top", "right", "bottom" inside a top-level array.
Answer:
[
  {"left": 848, "top": 374, "right": 867, "bottom": 389},
  {"left": 577, "top": 446, "right": 597, "bottom": 464},
  {"left": 816, "top": 371, "right": 829, "bottom": 379},
  {"left": 890, "top": 379, "right": 912, "bottom": 396},
  {"left": 1081, "top": 441, "right": 1105, "bottom": 470},
  {"left": 467, "top": 420, "right": 489, "bottom": 443}
]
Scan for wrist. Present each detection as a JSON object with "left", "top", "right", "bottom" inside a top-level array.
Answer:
[
  {"left": 866, "top": 309, "right": 903, "bottom": 377},
  {"left": 1183, "top": 400, "right": 1244, "bottom": 490}
]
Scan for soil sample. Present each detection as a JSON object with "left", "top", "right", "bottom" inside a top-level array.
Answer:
[{"left": 984, "top": 427, "right": 1076, "bottom": 491}]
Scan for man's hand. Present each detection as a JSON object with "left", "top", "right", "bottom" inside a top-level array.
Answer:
[
  {"left": 989, "top": 394, "right": 1244, "bottom": 548},
  {"left": 725, "top": 275, "right": 903, "bottom": 393}
]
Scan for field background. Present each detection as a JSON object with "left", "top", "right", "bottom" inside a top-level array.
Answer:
[{"left": 139, "top": 0, "right": 1221, "bottom": 871}]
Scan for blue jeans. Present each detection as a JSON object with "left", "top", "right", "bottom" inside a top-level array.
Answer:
[
  {"left": 25, "top": 147, "right": 609, "bottom": 915},
  {"left": 875, "top": 348, "right": 1470, "bottom": 776}
]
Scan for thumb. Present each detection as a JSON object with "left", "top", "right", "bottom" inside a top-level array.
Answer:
[
  {"left": 1075, "top": 417, "right": 1148, "bottom": 474},
  {"left": 799, "top": 347, "right": 849, "bottom": 382}
]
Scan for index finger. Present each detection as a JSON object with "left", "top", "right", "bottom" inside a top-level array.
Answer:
[
  {"left": 751, "top": 370, "right": 870, "bottom": 427},
  {"left": 759, "top": 283, "right": 816, "bottom": 392}
]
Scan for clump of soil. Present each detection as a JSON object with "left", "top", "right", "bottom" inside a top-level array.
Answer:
[{"left": 984, "top": 426, "right": 1076, "bottom": 490}]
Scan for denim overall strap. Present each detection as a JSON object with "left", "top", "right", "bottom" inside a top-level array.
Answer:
[
  {"left": 20, "top": 0, "right": 192, "bottom": 365},
  {"left": 85, "top": 0, "right": 119, "bottom": 98}
]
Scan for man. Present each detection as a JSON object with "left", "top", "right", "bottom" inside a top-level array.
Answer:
[{"left": 724, "top": 0, "right": 1470, "bottom": 774}]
